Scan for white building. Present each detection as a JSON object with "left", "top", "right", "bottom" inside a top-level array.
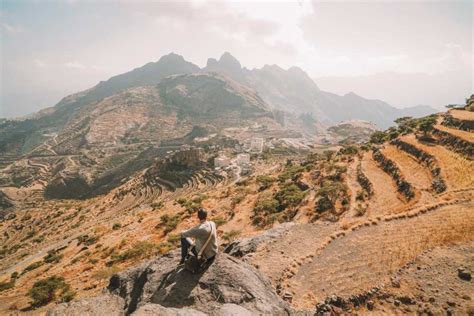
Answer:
[
  {"left": 236, "top": 153, "right": 250, "bottom": 166},
  {"left": 214, "top": 156, "right": 231, "bottom": 168},
  {"left": 250, "top": 138, "right": 264, "bottom": 153}
]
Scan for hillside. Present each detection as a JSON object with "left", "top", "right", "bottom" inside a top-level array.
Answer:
[
  {"left": 0, "top": 72, "right": 289, "bottom": 203},
  {"left": 0, "top": 103, "right": 472, "bottom": 315}
]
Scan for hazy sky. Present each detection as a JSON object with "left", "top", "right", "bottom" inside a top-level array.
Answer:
[{"left": 1, "top": 0, "right": 472, "bottom": 118}]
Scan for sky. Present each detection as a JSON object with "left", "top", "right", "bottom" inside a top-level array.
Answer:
[{"left": 0, "top": 0, "right": 472, "bottom": 118}]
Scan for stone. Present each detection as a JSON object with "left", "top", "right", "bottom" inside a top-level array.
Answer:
[
  {"left": 224, "top": 223, "right": 294, "bottom": 258},
  {"left": 457, "top": 268, "right": 471, "bottom": 281},
  {"left": 46, "top": 294, "right": 125, "bottom": 316},
  {"left": 366, "top": 300, "right": 374, "bottom": 310},
  {"left": 132, "top": 304, "right": 205, "bottom": 316},
  {"left": 107, "top": 251, "right": 290, "bottom": 315}
]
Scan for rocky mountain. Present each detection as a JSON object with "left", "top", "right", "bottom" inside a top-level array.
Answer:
[
  {"left": 0, "top": 51, "right": 436, "bottom": 202},
  {"left": 205, "top": 52, "right": 437, "bottom": 129},
  {"left": 0, "top": 72, "right": 282, "bottom": 201}
]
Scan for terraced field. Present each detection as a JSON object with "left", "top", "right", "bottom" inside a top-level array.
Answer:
[
  {"left": 401, "top": 135, "right": 474, "bottom": 190},
  {"left": 435, "top": 124, "right": 474, "bottom": 142},
  {"left": 249, "top": 200, "right": 474, "bottom": 309},
  {"left": 360, "top": 151, "right": 404, "bottom": 216}
]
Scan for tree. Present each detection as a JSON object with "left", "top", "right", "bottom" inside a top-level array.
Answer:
[
  {"left": 417, "top": 116, "right": 437, "bottom": 135},
  {"left": 369, "top": 131, "right": 387, "bottom": 144},
  {"left": 317, "top": 180, "right": 348, "bottom": 207},
  {"left": 394, "top": 116, "right": 417, "bottom": 134}
]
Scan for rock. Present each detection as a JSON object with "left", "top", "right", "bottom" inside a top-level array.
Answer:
[
  {"left": 224, "top": 223, "right": 294, "bottom": 257},
  {"left": 282, "top": 292, "right": 293, "bottom": 302},
  {"left": 131, "top": 304, "right": 205, "bottom": 316},
  {"left": 390, "top": 276, "right": 400, "bottom": 288},
  {"left": 457, "top": 268, "right": 471, "bottom": 281},
  {"left": 366, "top": 300, "right": 374, "bottom": 310},
  {"left": 212, "top": 304, "right": 253, "bottom": 316},
  {"left": 446, "top": 300, "right": 456, "bottom": 307},
  {"left": 397, "top": 295, "right": 415, "bottom": 305},
  {"left": 107, "top": 251, "right": 289, "bottom": 315},
  {"left": 46, "top": 294, "right": 125, "bottom": 316}
]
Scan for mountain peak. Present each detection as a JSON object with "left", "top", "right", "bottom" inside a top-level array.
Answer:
[
  {"left": 157, "top": 52, "right": 186, "bottom": 63},
  {"left": 218, "top": 52, "right": 242, "bottom": 70}
]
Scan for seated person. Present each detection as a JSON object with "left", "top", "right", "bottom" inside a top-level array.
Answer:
[{"left": 180, "top": 208, "right": 218, "bottom": 265}]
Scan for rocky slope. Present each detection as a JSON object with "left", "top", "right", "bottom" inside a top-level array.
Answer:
[{"left": 47, "top": 252, "right": 291, "bottom": 316}]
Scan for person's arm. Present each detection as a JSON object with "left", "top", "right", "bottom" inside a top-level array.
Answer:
[{"left": 181, "top": 225, "right": 200, "bottom": 238}]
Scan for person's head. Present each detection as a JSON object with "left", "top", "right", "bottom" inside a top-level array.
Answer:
[{"left": 197, "top": 208, "right": 207, "bottom": 222}]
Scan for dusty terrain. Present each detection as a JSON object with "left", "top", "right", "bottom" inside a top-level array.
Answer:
[{"left": 0, "top": 104, "right": 473, "bottom": 315}]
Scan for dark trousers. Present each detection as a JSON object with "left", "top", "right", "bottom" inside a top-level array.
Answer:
[{"left": 181, "top": 237, "right": 197, "bottom": 262}]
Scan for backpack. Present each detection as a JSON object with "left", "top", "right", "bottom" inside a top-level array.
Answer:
[{"left": 184, "top": 222, "right": 215, "bottom": 274}]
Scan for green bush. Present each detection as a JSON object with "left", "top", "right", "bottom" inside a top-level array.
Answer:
[
  {"left": 43, "top": 250, "right": 63, "bottom": 264},
  {"left": 278, "top": 165, "right": 305, "bottom": 182},
  {"left": 159, "top": 214, "right": 181, "bottom": 233},
  {"left": 112, "top": 223, "right": 121, "bottom": 230},
  {"left": 315, "top": 196, "right": 333, "bottom": 213},
  {"left": 108, "top": 241, "right": 158, "bottom": 265},
  {"left": 28, "top": 276, "right": 74, "bottom": 307},
  {"left": 275, "top": 184, "right": 306, "bottom": 210},
  {"left": 222, "top": 230, "right": 241, "bottom": 242},
  {"left": 77, "top": 234, "right": 99, "bottom": 246},
  {"left": 254, "top": 197, "right": 280, "bottom": 215},
  {"left": 211, "top": 216, "right": 227, "bottom": 227},
  {"left": 256, "top": 175, "right": 276, "bottom": 190},
  {"left": 22, "top": 261, "right": 44, "bottom": 274}
]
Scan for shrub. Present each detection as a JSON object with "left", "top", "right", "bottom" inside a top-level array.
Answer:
[
  {"left": 22, "top": 261, "right": 44, "bottom": 274},
  {"left": 77, "top": 234, "right": 99, "bottom": 246},
  {"left": 151, "top": 201, "right": 164, "bottom": 210},
  {"left": 211, "top": 216, "right": 227, "bottom": 227},
  {"left": 43, "top": 250, "right": 63, "bottom": 264},
  {"left": 369, "top": 131, "right": 387, "bottom": 144},
  {"left": 256, "top": 175, "right": 276, "bottom": 190},
  {"left": 32, "top": 235, "right": 45, "bottom": 243},
  {"left": 275, "top": 184, "right": 306, "bottom": 210},
  {"left": 315, "top": 196, "right": 333, "bottom": 213},
  {"left": 318, "top": 180, "right": 348, "bottom": 207},
  {"left": 222, "top": 230, "right": 241, "bottom": 242},
  {"left": 0, "top": 276, "right": 15, "bottom": 292},
  {"left": 159, "top": 214, "right": 181, "bottom": 234},
  {"left": 108, "top": 241, "right": 158, "bottom": 265},
  {"left": 112, "top": 223, "right": 121, "bottom": 230},
  {"left": 254, "top": 197, "right": 280, "bottom": 215},
  {"left": 28, "top": 276, "right": 74, "bottom": 307},
  {"left": 277, "top": 165, "right": 305, "bottom": 182},
  {"left": 231, "top": 194, "right": 245, "bottom": 207},
  {"left": 354, "top": 204, "right": 367, "bottom": 216}
]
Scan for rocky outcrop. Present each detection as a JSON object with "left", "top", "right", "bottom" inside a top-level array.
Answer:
[
  {"left": 48, "top": 252, "right": 290, "bottom": 315},
  {"left": 109, "top": 252, "right": 289, "bottom": 315},
  {"left": 390, "top": 139, "right": 447, "bottom": 193},
  {"left": 224, "top": 223, "right": 295, "bottom": 258},
  {"left": 46, "top": 294, "right": 126, "bottom": 316},
  {"left": 372, "top": 148, "right": 415, "bottom": 200}
]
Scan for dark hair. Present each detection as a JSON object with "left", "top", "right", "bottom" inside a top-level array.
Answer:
[{"left": 197, "top": 208, "right": 207, "bottom": 220}]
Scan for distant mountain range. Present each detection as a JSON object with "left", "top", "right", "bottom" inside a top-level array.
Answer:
[
  {"left": 204, "top": 52, "right": 437, "bottom": 128},
  {"left": 1, "top": 51, "right": 439, "bottom": 159}
]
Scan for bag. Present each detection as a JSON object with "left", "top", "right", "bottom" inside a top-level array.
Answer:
[{"left": 184, "top": 222, "right": 215, "bottom": 274}]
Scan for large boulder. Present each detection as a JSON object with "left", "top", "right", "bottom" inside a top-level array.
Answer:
[
  {"left": 107, "top": 252, "right": 290, "bottom": 315},
  {"left": 224, "top": 223, "right": 294, "bottom": 258},
  {"left": 46, "top": 294, "right": 125, "bottom": 316}
]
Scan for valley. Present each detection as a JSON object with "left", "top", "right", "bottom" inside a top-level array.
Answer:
[{"left": 0, "top": 53, "right": 472, "bottom": 315}]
